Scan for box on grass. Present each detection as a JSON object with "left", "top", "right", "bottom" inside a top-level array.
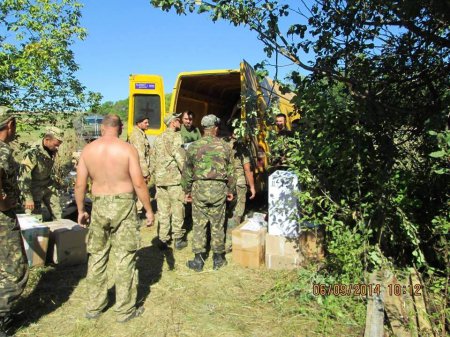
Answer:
[
  {"left": 45, "top": 219, "right": 88, "bottom": 266},
  {"left": 17, "top": 214, "right": 49, "bottom": 267},
  {"left": 265, "top": 233, "right": 304, "bottom": 270},
  {"left": 298, "top": 223, "right": 325, "bottom": 261},
  {"left": 265, "top": 223, "right": 325, "bottom": 270},
  {"left": 232, "top": 221, "right": 267, "bottom": 268}
]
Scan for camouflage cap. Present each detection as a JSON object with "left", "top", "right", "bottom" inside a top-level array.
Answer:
[
  {"left": 45, "top": 126, "right": 64, "bottom": 141},
  {"left": 0, "top": 106, "right": 15, "bottom": 128},
  {"left": 164, "top": 112, "right": 181, "bottom": 126},
  {"left": 201, "top": 114, "right": 220, "bottom": 128}
]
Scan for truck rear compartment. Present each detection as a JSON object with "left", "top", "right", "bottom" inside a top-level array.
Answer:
[{"left": 174, "top": 72, "right": 241, "bottom": 130}]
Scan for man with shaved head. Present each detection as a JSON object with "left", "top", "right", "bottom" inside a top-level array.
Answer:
[{"left": 75, "top": 114, "right": 154, "bottom": 323}]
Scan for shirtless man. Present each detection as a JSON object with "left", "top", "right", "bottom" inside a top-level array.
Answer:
[{"left": 75, "top": 114, "right": 154, "bottom": 323}]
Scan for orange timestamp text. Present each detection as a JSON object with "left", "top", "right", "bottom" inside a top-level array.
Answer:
[{"left": 312, "top": 283, "right": 423, "bottom": 296}]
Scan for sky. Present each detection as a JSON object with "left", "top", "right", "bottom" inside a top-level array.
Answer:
[{"left": 73, "top": 0, "right": 299, "bottom": 103}]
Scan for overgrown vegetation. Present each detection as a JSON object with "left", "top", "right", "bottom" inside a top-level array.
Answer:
[
  {"left": 0, "top": 0, "right": 101, "bottom": 113},
  {"left": 150, "top": 0, "right": 449, "bottom": 333}
]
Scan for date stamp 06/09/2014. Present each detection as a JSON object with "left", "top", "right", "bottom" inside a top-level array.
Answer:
[{"left": 312, "top": 283, "right": 423, "bottom": 297}]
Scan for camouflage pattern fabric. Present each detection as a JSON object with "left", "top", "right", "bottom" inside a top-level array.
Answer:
[
  {"left": 225, "top": 139, "right": 251, "bottom": 249},
  {"left": 0, "top": 106, "right": 14, "bottom": 128},
  {"left": 156, "top": 185, "right": 185, "bottom": 242},
  {"left": 19, "top": 141, "right": 61, "bottom": 219},
  {"left": 128, "top": 126, "right": 151, "bottom": 178},
  {"left": 229, "top": 139, "right": 251, "bottom": 186},
  {"left": 0, "top": 140, "right": 28, "bottom": 318},
  {"left": 149, "top": 128, "right": 185, "bottom": 186},
  {"left": 191, "top": 180, "right": 227, "bottom": 254},
  {"left": 181, "top": 135, "right": 236, "bottom": 194},
  {"left": 182, "top": 135, "right": 235, "bottom": 254},
  {"left": 27, "top": 186, "right": 61, "bottom": 221},
  {"left": 180, "top": 125, "right": 201, "bottom": 144},
  {"left": 85, "top": 193, "right": 140, "bottom": 321},
  {"left": 226, "top": 184, "right": 248, "bottom": 249},
  {"left": 150, "top": 129, "right": 185, "bottom": 243}
]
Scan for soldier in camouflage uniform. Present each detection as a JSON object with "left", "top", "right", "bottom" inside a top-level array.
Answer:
[
  {"left": 225, "top": 134, "right": 256, "bottom": 252},
  {"left": 149, "top": 112, "right": 187, "bottom": 250},
  {"left": 180, "top": 110, "right": 201, "bottom": 145},
  {"left": 128, "top": 114, "right": 152, "bottom": 212},
  {"left": 0, "top": 106, "right": 29, "bottom": 336},
  {"left": 75, "top": 114, "right": 154, "bottom": 323},
  {"left": 128, "top": 113, "right": 151, "bottom": 181},
  {"left": 19, "top": 126, "right": 64, "bottom": 220},
  {"left": 181, "top": 114, "right": 235, "bottom": 271}
]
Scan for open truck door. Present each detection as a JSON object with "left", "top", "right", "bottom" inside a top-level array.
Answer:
[
  {"left": 128, "top": 74, "right": 166, "bottom": 144},
  {"left": 240, "top": 60, "right": 270, "bottom": 191}
]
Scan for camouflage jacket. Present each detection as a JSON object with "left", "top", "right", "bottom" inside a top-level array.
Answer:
[
  {"left": 180, "top": 124, "right": 201, "bottom": 144},
  {"left": 128, "top": 125, "right": 151, "bottom": 177},
  {"left": 19, "top": 141, "right": 56, "bottom": 202},
  {"left": 0, "top": 140, "right": 20, "bottom": 209},
  {"left": 149, "top": 128, "right": 185, "bottom": 186},
  {"left": 229, "top": 138, "right": 251, "bottom": 186},
  {"left": 182, "top": 135, "right": 236, "bottom": 194}
]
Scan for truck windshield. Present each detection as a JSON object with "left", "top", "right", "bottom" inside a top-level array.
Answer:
[
  {"left": 85, "top": 117, "right": 103, "bottom": 125},
  {"left": 133, "top": 94, "right": 161, "bottom": 129}
]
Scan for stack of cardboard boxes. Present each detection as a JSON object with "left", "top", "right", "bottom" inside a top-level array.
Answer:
[
  {"left": 266, "top": 171, "right": 305, "bottom": 270},
  {"left": 231, "top": 171, "right": 325, "bottom": 270},
  {"left": 232, "top": 220, "right": 267, "bottom": 268},
  {"left": 17, "top": 215, "right": 88, "bottom": 267}
]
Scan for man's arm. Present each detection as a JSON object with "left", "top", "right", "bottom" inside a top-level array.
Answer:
[
  {"left": 181, "top": 150, "right": 193, "bottom": 202},
  {"left": 241, "top": 146, "right": 256, "bottom": 199},
  {"left": 224, "top": 142, "right": 236, "bottom": 200},
  {"left": 74, "top": 155, "right": 90, "bottom": 227},
  {"left": 243, "top": 162, "right": 256, "bottom": 199},
  {"left": 129, "top": 145, "right": 154, "bottom": 226},
  {"left": 129, "top": 129, "right": 150, "bottom": 178},
  {"left": 0, "top": 169, "right": 13, "bottom": 211},
  {"left": 173, "top": 134, "right": 185, "bottom": 172},
  {"left": 19, "top": 150, "right": 36, "bottom": 210}
]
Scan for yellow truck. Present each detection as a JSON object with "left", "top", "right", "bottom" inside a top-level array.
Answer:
[{"left": 128, "top": 60, "right": 296, "bottom": 191}]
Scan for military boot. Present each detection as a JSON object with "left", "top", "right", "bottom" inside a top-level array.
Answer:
[
  {"left": 187, "top": 253, "right": 205, "bottom": 272},
  {"left": 213, "top": 253, "right": 227, "bottom": 270},
  {"left": 174, "top": 238, "right": 188, "bottom": 250}
]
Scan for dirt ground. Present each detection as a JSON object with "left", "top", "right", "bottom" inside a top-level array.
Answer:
[{"left": 12, "top": 222, "right": 326, "bottom": 337}]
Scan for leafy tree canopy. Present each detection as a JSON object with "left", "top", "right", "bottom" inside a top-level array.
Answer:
[
  {"left": 151, "top": 0, "right": 449, "bottom": 123},
  {"left": 150, "top": 0, "right": 449, "bottom": 279},
  {"left": 96, "top": 98, "right": 129, "bottom": 121},
  {"left": 0, "top": 0, "right": 101, "bottom": 113}
]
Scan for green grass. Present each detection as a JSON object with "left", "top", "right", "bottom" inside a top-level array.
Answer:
[
  {"left": 10, "top": 225, "right": 366, "bottom": 337},
  {"left": 9, "top": 118, "right": 367, "bottom": 336}
]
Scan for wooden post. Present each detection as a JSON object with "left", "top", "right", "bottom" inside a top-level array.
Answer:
[{"left": 365, "top": 271, "right": 386, "bottom": 337}]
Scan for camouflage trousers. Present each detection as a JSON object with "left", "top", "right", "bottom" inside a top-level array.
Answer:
[
  {"left": 30, "top": 186, "right": 62, "bottom": 220},
  {"left": 156, "top": 185, "right": 185, "bottom": 243},
  {"left": 191, "top": 180, "right": 227, "bottom": 254},
  {"left": 86, "top": 193, "right": 140, "bottom": 321},
  {"left": 0, "top": 210, "right": 29, "bottom": 318},
  {"left": 225, "top": 184, "right": 247, "bottom": 250}
]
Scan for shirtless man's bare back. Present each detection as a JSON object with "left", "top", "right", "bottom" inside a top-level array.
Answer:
[{"left": 74, "top": 114, "right": 154, "bottom": 322}]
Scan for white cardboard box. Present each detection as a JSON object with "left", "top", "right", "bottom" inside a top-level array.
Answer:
[
  {"left": 268, "top": 170, "right": 299, "bottom": 238},
  {"left": 17, "top": 214, "right": 49, "bottom": 267}
]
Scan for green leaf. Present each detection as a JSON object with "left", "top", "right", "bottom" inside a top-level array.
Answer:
[{"left": 429, "top": 150, "right": 446, "bottom": 158}]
